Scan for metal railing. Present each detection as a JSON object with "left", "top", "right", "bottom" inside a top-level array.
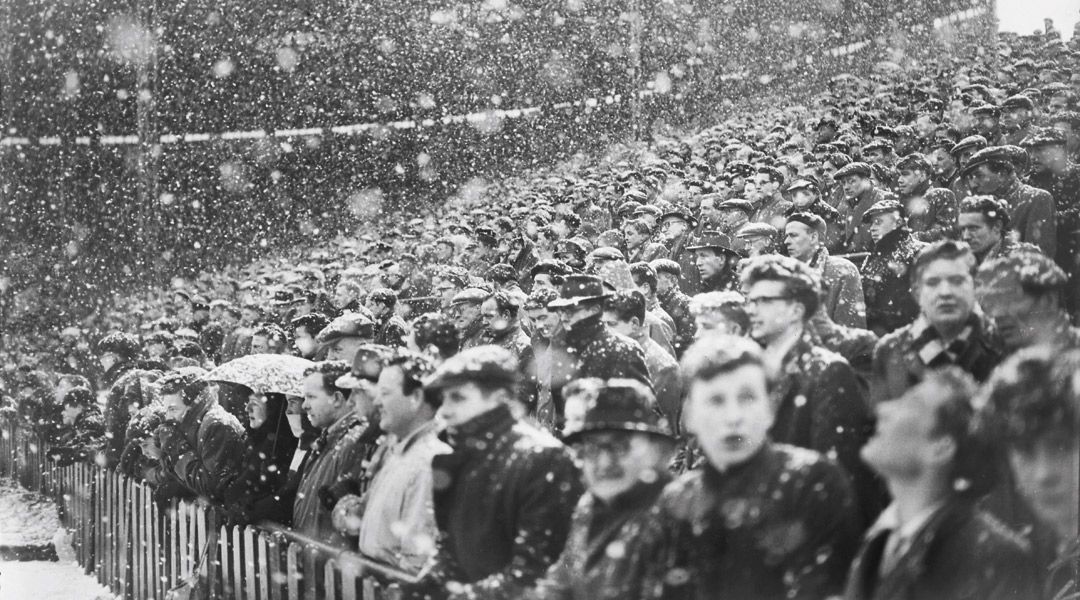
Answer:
[{"left": 0, "top": 420, "right": 411, "bottom": 599}]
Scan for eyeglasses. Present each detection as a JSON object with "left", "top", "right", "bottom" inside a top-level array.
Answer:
[
  {"left": 577, "top": 437, "right": 632, "bottom": 458},
  {"left": 745, "top": 295, "right": 790, "bottom": 307}
]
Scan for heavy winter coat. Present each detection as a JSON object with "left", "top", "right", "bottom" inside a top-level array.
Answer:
[
  {"left": 860, "top": 228, "right": 924, "bottom": 336},
  {"left": 531, "top": 477, "right": 671, "bottom": 600},
  {"left": 558, "top": 314, "right": 651, "bottom": 392},
  {"left": 422, "top": 404, "right": 584, "bottom": 599},
  {"left": 156, "top": 391, "right": 247, "bottom": 503},
  {"left": 899, "top": 182, "right": 958, "bottom": 243},
  {"left": 47, "top": 409, "right": 106, "bottom": 467},
  {"left": 222, "top": 393, "right": 299, "bottom": 525},
  {"left": 993, "top": 177, "right": 1057, "bottom": 258},
  {"left": 657, "top": 287, "right": 696, "bottom": 357},
  {"left": 844, "top": 500, "right": 1038, "bottom": 600},
  {"left": 648, "top": 443, "right": 861, "bottom": 600},
  {"left": 102, "top": 363, "right": 163, "bottom": 468},
  {"left": 806, "top": 247, "right": 867, "bottom": 329}
]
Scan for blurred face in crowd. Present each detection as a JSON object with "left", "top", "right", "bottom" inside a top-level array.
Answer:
[
  {"left": 99, "top": 351, "right": 121, "bottom": 373},
  {"left": 1050, "top": 120, "right": 1079, "bottom": 155},
  {"left": 577, "top": 432, "right": 668, "bottom": 503},
  {"left": 162, "top": 392, "right": 190, "bottom": 423},
  {"left": 1001, "top": 107, "right": 1031, "bottom": 131},
  {"left": 897, "top": 167, "right": 928, "bottom": 195},
  {"left": 480, "top": 298, "right": 511, "bottom": 334},
  {"left": 325, "top": 336, "right": 366, "bottom": 363},
  {"left": 302, "top": 373, "right": 346, "bottom": 429},
  {"left": 659, "top": 217, "right": 689, "bottom": 241},
  {"left": 744, "top": 280, "right": 802, "bottom": 344},
  {"left": 655, "top": 272, "right": 677, "bottom": 296},
  {"left": 435, "top": 242, "right": 455, "bottom": 262},
  {"left": 1027, "top": 145, "right": 1066, "bottom": 174},
  {"left": 1007, "top": 427, "right": 1079, "bottom": 541},
  {"left": 976, "top": 284, "right": 1058, "bottom": 351},
  {"left": 558, "top": 302, "right": 600, "bottom": 329},
  {"left": 869, "top": 212, "right": 903, "bottom": 244},
  {"left": 694, "top": 248, "right": 729, "bottom": 280},
  {"left": 958, "top": 212, "right": 1002, "bottom": 254},
  {"left": 451, "top": 301, "right": 482, "bottom": 332},
  {"left": 698, "top": 198, "right": 722, "bottom": 227},
  {"left": 240, "top": 308, "right": 259, "bottom": 326},
  {"left": 433, "top": 278, "right": 460, "bottom": 308},
  {"left": 863, "top": 148, "right": 888, "bottom": 165},
  {"left": 685, "top": 363, "right": 773, "bottom": 470},
  {"left": 437, "top": 382, "right": 501, "bottom": 428},
  {"left": 532, "top": 273, "right": 558, "bottom": 293},
  {"left": 839, "top": 174, "right": 871, "bottom": 198},
  {"left": 975, "top": 115, "right": 998, "bottom": 138},
  {"left": 966, "top": 164, "right": 1010, "bottom": 195},
  {"left": 602, "top": 311, "right": 639, "bottom": 340},
  {"left": 524, "top": 306, "right": 560, "bottom": 339},
  {"left": 718, "top": 208, "right": 748, "bottom": 233},
  {"left": 915, "top": 257, "right": 976, "bottom": 332},
  {"left": 61, "top": 403, "right": 84, "bottom": 427},
  {"left": 246, "top": 392, "right": 268, "bottom": 429},
  {"left": 930, "top": 147, "right": 956, "bottom": 176},
  {"left": 250, "top": 334, "right": 271, "bottom": 355},
  {"left": 954, "top": 147, "right": 978, "bottom": 168},
  {"left": 790, "top": 189, "right": 816, "bottom": 208},
  {"left": 54, "top": 379, "right": 76, "bottom": 405},
  {"left": 694, "top": 309, "right": 744, "bottom": 337},
  {"left": 1046, "top": 94, "right": 1068, "bottom": 114},
  {"left": 366, "top": 298, "right": 392, "bottom": 320},
  {"left": 375, "top": 366, "right": 424, "bottom": 439},
  {"left": 742, "top": 234, "right": 773, "bottom": 257},
  {"left": 861, "top": 380, "right": 950, "bottom": 481},
  {"left": 623, "top": 226, "right": 649, "bottom": 250},
  {"left": 293, "top": 326, "right": 318, "bottom": 358},
  {"left": 783, "top": 222, "right": 818, "bottom": 262}
]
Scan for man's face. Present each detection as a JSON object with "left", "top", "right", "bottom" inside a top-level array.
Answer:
[
  {"left": 302, "top": 373, "right": 342, "bottom": 429},
  {"left": 293, "top": 326, "right": 318, "bottom": 358},
  {"left": 1046, "top": 94, "right": 1068, "bottom": 115},
  {"left": 250, "top": 335, "right": 271, "bottom": 355},
  {"left": 930, "top": 148, "right": 956, "bottom": 176},
  {"left": 577, "top": 432, "right": 665, "bottom": 503},
  {"left": 1028, "top": 145, "right": 1063, "bottom": 174},
  {"left": 366, "top": 298, "right": 391, "bottom": 320},
  {"left": 897, "top": 168, "right": 927, "bottom": 195},
  {"left": 333, "top": 284, "right": 354, "bottom": 308},
  {"left": 694, "top": 312, "right": 742, "bottom": 337},
  {"left": 863, "top": 148, "right": 886, "bottom": 165},
  {"left": 602, "top": 310, "right": 638, "bottom": 339},
  {"left": 61, "top": 403, "right": 84, "bottom": 427},
  {"left": 916, "top": 258, "right": 976, "bottom": 330},
  {"left": 975, "top": 285, "right": 1050, "bottom": 351},
  {"left": 743, "top": 178, "right": 764, "bottom": 202},
  {"left": 480, "top": 298, "right": 510, "bottom": 334},
  {"left": 975, "top": 115, "right": 998, "bottom": 137},
  {"left": 325, "top": 336, "right": 366, "bottom": 363},
  {"left": 699, "top": 200, "right": 721, "bottom": 226},
  {"left": 860, "top": 381, "right": 942, "bottom": 479},
  {"left": 685, "top": 363, "right": 774, "bottom": 470},
  {"left": 840, "top": 175, "right": 870, "bottom": 198},
  {"left": 532, "top": 274, "right": 557, "bottom": 293},
  {"left": 1051, "top": 121, "right": 1080, "bottom": 155},
  {"left": 958, "top": 212, "right": 1000, "bottom": 254},
  {"left": 655, "top": 272, "right": 677, "bottom": 295},
  {"left": 744, "top": 280, "right": 800, "bottom": 344},
  {"left": 435, "top": 242, "right": 454, "bottom": 261},
  {"left": 659, "top": 218, "right": 688, "bottom": 241},
  {"left": 99, "top": 351, "right": 120, "bottom": 372},
  {"left": 375, "top": 366, "right": 418, "bottom": 437},
  {"left": 451, "top": 302, "right": 482, "bottom": 332},
  {"left": 623, "top": 227, "right": 648, "bottom": 250},
  {"left": 1008, "top": 429, "right": 1079, "bottom": 541},
  {"left": 790, "top": 190, "right": 816, "bottom": 208},
  {"left": 437, "top": 381, "right": 498, "bottom": 428},
  {"left": 524, "top": 307, "right": 560, "bottom": 339},
  {"left": 718, "top": 209, "right": 748, "bottom": 232},
  {"left": 558, "top": 302, "right": 598, "bottom": 329},
  {"left": 783, "top": 222, "right": 817, "bottom": 262},
  {"left": 966, "top": 164, "right": 1009, "bottom": 195},
  {"left": 240, "top": 309, "right": 259, "bottom": 326},
  {"left": 694, "top": 249, "right": 728, "bottom": 280},
  {"left": 1001, "top": 107, "right": 1030, "bottom": 131},
  {"left": 869, "top": 212, "right": 902, "bottom": 244},
  {"left": 162, "top": 392, "right": 189, "bottom": 423},
  {"left": 433, "top": 279, "right": 460, "bottom": 307}
]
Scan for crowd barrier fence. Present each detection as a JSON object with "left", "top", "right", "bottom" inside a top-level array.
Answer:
[{"left": 0, "top": 419, "right": 410, "bottom": 600}]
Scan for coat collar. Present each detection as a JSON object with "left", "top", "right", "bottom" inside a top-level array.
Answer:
[{"left": 443, "top": 403, "right": 515, "bottom": 448}]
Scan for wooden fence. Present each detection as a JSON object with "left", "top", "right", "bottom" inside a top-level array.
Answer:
[{"left": 0, "top": 420, "right": 408, "bottom": 599}]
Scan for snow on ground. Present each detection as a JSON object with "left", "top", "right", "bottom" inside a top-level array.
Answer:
[{"left": 0, "top": 479, "right": 115, "bottom": 599}]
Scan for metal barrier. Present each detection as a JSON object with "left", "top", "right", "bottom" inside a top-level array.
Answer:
[{"left": 1, "top": 420, "right": 410, "bottom": 599}]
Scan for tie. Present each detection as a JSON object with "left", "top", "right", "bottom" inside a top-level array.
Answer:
[{"left": 879, "top": 529, "right": 909, "bottom": 575}]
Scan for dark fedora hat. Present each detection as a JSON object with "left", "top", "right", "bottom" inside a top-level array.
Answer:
[
  {"left": 547, "top": 274, "right": 613, "bottom": 309},
  {"left": 564, "top": 379, "right": 673, "bottom": 444}
]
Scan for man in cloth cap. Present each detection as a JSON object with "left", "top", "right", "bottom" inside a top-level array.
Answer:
[
  {"left": 449, "top": 288, "right": 490, "bottom": 351},
  {"left": 895, "top": 153, "right": 959, "bottom": 243},
  {"left": 784, "top": 212, "right": 867, "bottom": 329},
  {"left": 316, "top": 312, "right": 376, "bottom": 363},
  {"left": 859, "top": 200, "right": 925, "bottom": 335},
  {"left": 531, "top": 379, "right": 676, "bottom": 599},
  {"left": 657, "top": 208, "right": 701, "bottom": 295},
  {"left": 413, "top": 346, "right": 584, "bottom": 599},
  {"left": 962, "top": 145, "right": 1057, "bottom": 257},
  {"left": 686, "top": 231, "right": 745, "bottom": 293},
  {"left": 957, "top": 195, "right": 1040, "bottom": 267},
  {"left": 974, "top": 251, "right": 1080, "bottom": 352},
  {"left": 834, "top": 162, "right": 895, "bottom": 253}
]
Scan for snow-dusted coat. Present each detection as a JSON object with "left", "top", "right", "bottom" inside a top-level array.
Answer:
[{"left": 156, "top": 391, "right": 246, "bottom": 503}]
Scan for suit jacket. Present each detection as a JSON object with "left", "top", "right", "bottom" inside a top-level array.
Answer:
[{"left": 844, "top": 500, "right": 1038, "bottom": 600}]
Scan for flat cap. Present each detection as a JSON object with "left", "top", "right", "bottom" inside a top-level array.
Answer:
[
  {"left": 862, "top": 139, "right": 894, "bottom": 154},
  {"left": 861, "top": 200, "right": 904, "bottom": 223},
  {"left": 734, "top": 222, "right": 778, "bottom": 240},
  {"left": 335, "top": 344, "right": 392, "bottom": 389},
  {"left": 659, "top": 208, "right": 698, "bottom": 228},
  {"left": 588, "top": 246, "right": 626, "bottom": 262},
  {"left": 975, "top": 251, "right": 1069, "bottom": 296},
  {"left": 970, "top": 103, "right": 1000, "bottom": 118},
  {"left": 717, "top": 198, "right": 755, "bottom": 215},
  {"left": 950, "top": 135, "right": 988, "bottom": 156},
  {"left": 316, "top": 312, "right": 374, "bottom": 344},
  {"left": 895, "top": 153, "right": 934, "bottom": 173},
  {"left": 1020, "top": 128, "right": 1067, "bottom": 149},
  {"left": 833, "top": 161, "right": 873, "bottom": 180},
  {"left": 784, "top": 178, "right": 818, "bottom": 194},
  {"left": 1001, "top": 95, "right": 1035, "bottom": 111},
  {"left": 424, "top": 345, "right": 519, "bottom": 392},
  {"left": 449, "top": 288, "right": 490, "bottom": 307}
]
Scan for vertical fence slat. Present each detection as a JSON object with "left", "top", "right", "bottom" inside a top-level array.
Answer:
[
  {"left": 257, "top": 532, "right": 270, "bottom": 600},
  {"left": 323, "top": 558, "right": 338, "bottom": 600},
  {"left": 268, "top": 533, "right": 285, "bottom": 600},
  {"left": 286, "top": 542, "right": 300, "bottom": 600},
  {"left": 244, "top": 526, "right": 258, "bottom": 600},
  {"left": 303, "top": 546, "right": 318, "bottom": 600}
]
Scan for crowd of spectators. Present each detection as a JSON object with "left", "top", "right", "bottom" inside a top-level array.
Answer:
[{"left": 2, "top": 16, "right": 1079, "bottom": 600}]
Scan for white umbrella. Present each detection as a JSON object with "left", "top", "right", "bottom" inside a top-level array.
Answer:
[{"left": 203, "top": 354, "right": 314, "bottom": 396}]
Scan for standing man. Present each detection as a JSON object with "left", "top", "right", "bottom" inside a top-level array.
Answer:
[
  {"left": 846, "top": 368, "right": 1037, "bottom": 600},
  {"left": 962, "top": 145, "right": 1057, "bottom": 258},
  {"left": 871, "top": 241, "right": 1004, "bottom": 402},
  {"left": 650, "top": 335, "right": 861, "bottom": 599},
  {"left": 895, "top": 153, "right": 958, "bottom": 243},
  {"left": 294, "top": 361, "right": 376, "bottom": 548},
  {"left": 98, "top": 332, "right": 160, "bottom": 468},
  {"left": 686, "top": 231, "right": 744, "bottom": 293},
  {"left": 860, "top": 201, "right": 925, "bottom": 335},
  {"left": 975, "top": 252, "right": 1080, "bottom": 352},
  {"left": 366, "top": 288, "right": 409, "bottom": 348},
  {"left": 657, "top": 208, "right": 701, "bottom": 295},
  {"left": 448, "top": 288, "right": 489, "bottom": 350},
  {"left": 834, "top": 162, "right": 893, "bottom": 253},
  {"left": 784, "top": 212, "right": 867, "bottom": 329},
  {"left": 650, "top": 259, "right": 697, "bottom": 357},
  {"left": 356, "top": 350, "right": 449, "bottom": 574},
  {"left": 531, "top": 380, "right": 675, "bottom": 599},
  {"left": 417, "top": 346, "right": 584, "bottom": 599}
]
